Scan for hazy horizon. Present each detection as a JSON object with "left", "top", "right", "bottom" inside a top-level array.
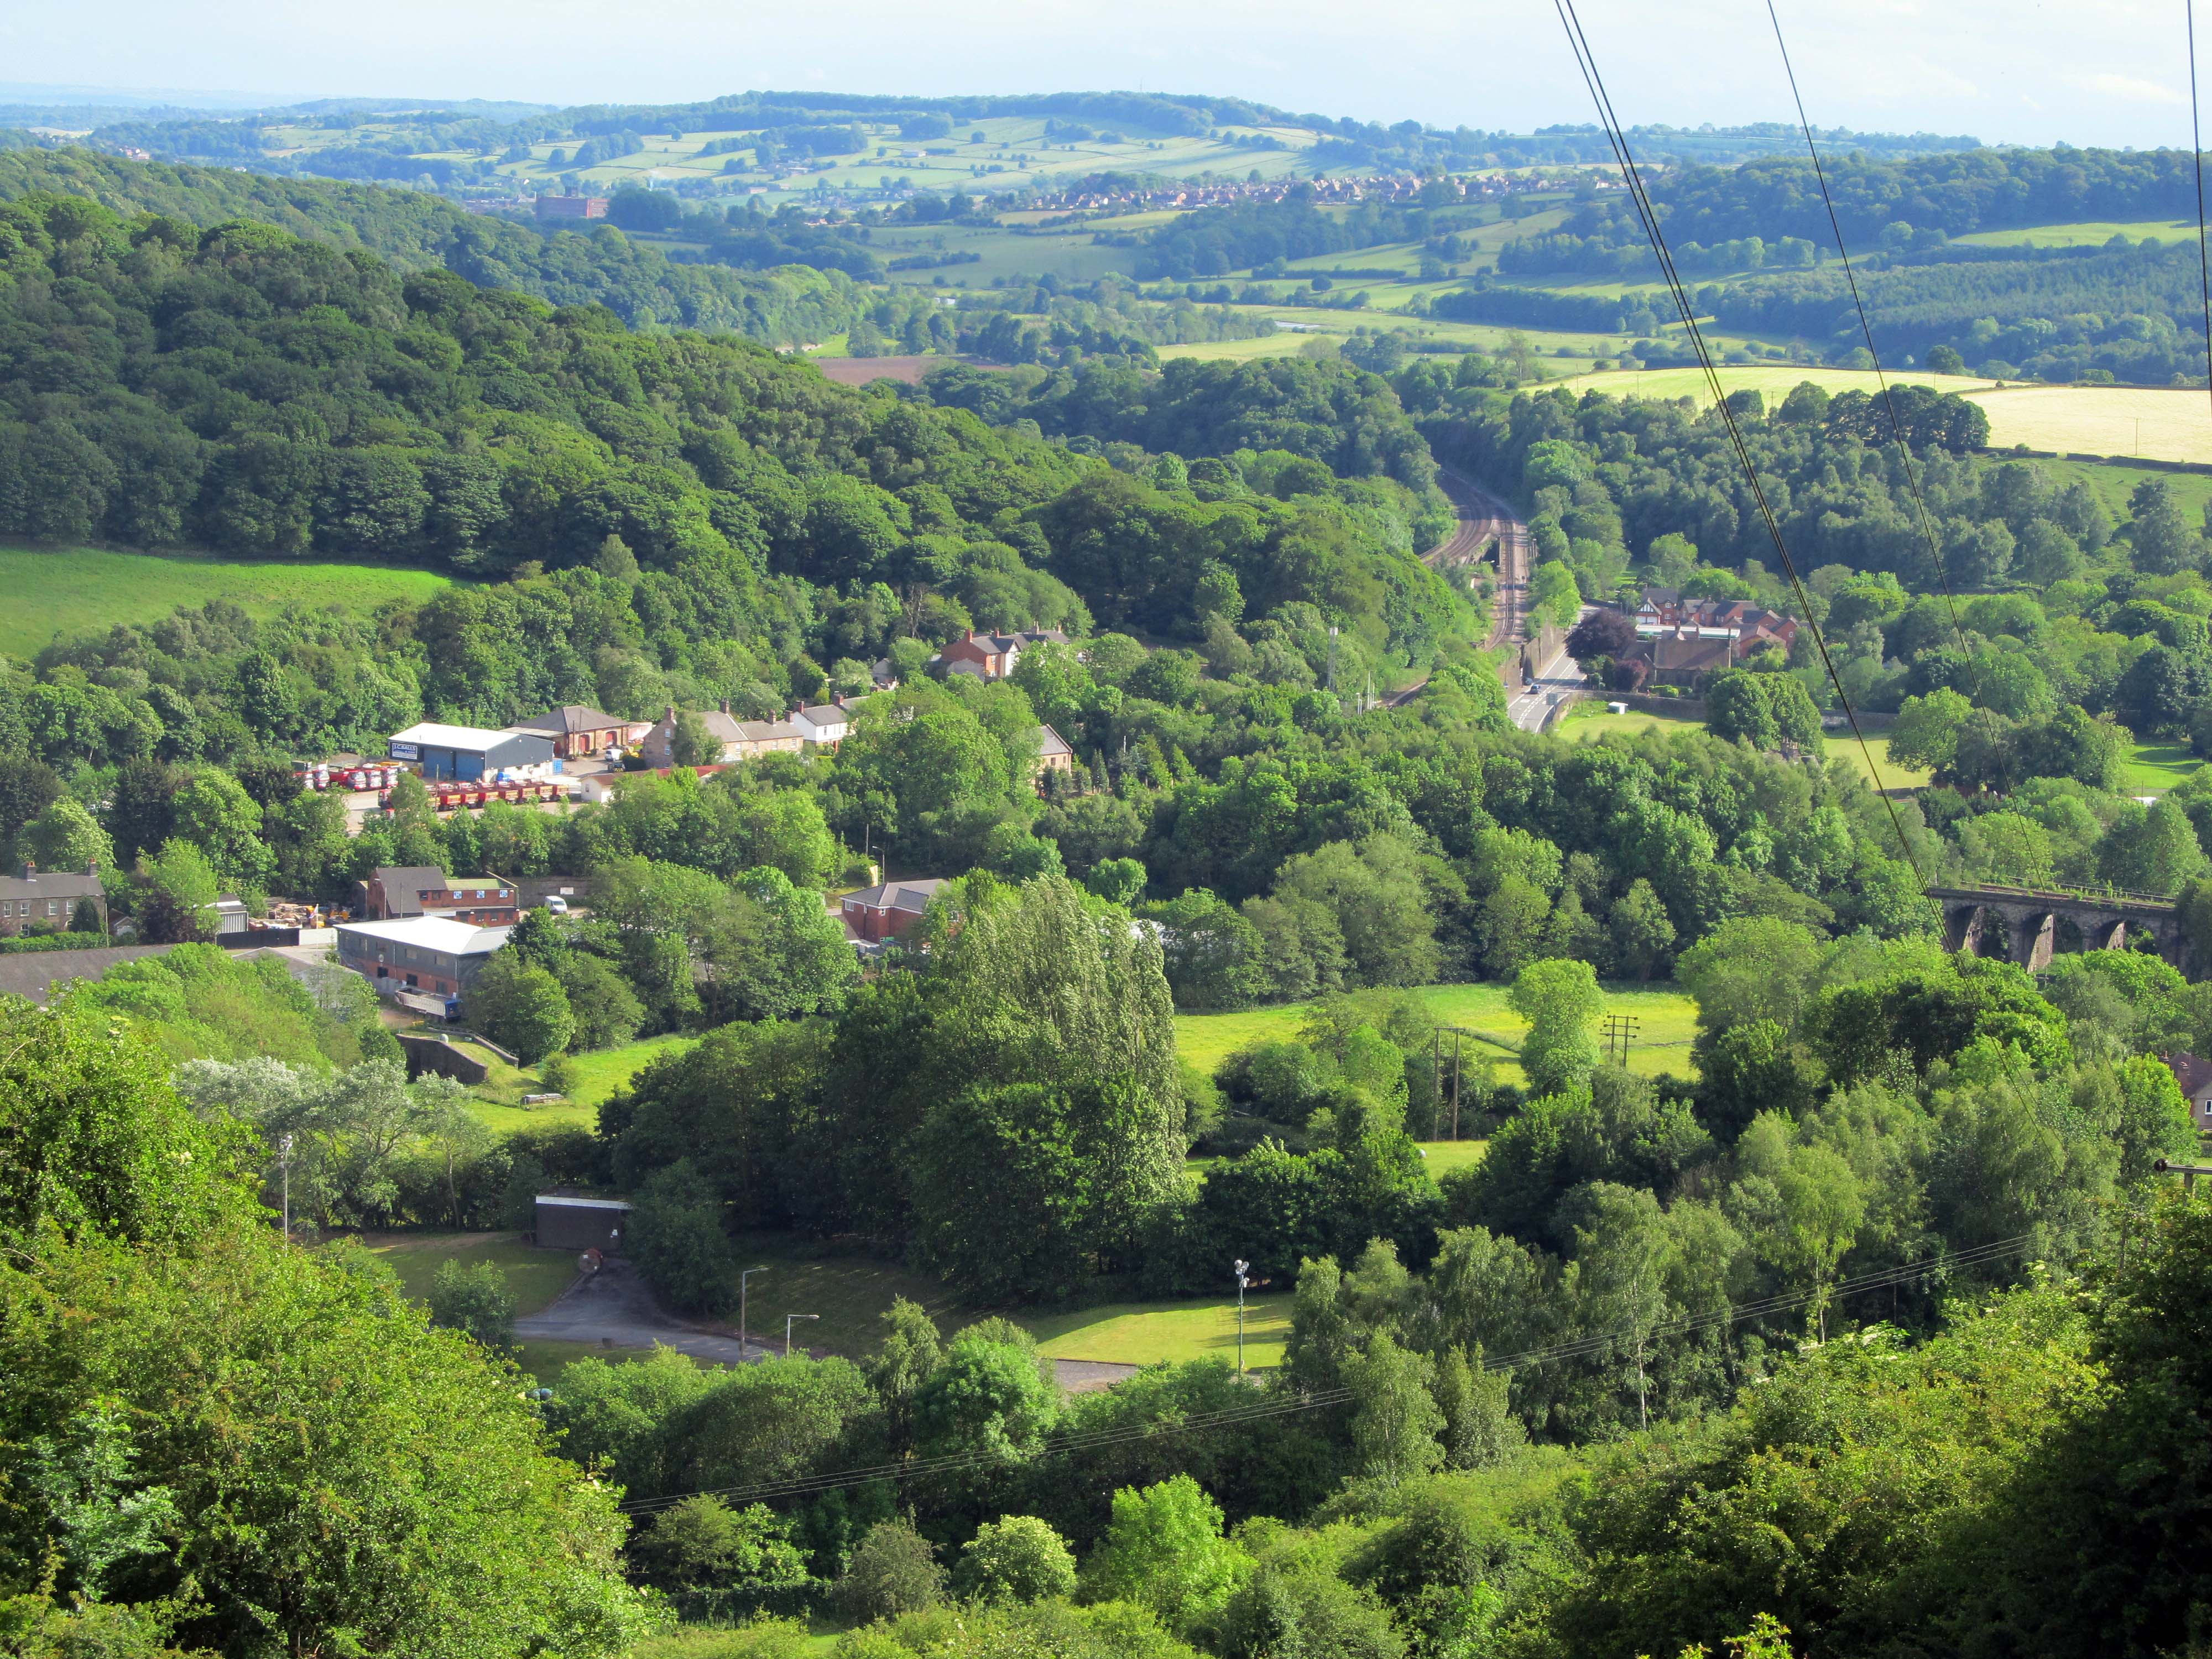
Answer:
[{"left": 0, "top": 0, "right": 2203, "bottom": 152}]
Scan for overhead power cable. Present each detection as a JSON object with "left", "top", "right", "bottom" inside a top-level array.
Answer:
[
  {"left": 1760, "top": 0, "right": 1989, "bottom": 708},
  {"left": 613, "top": 1232, "right": 2036, "bottom": 1515},
  {"left": 1548, "top": 0, "right": 1925, "bottom": 880},
  {"left": 2191, "top": 0, "right": 2212, "bottom": 418}
]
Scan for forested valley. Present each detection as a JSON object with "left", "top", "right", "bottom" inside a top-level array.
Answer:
[{"left": 9, "top": 103, "right": 2212, "bottom": 1659}]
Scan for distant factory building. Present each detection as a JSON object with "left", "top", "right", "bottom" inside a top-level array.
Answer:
[{"left": 386, "top": 722, "right": 555, "bottom": 781}]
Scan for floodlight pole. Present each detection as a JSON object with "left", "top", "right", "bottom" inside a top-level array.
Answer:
[
  {"left": 1233, "top": 1260, "right": 1250, "bottom": 1375},
  {"left": 740, "top": 1267, "right": 768, "bottom": 1358},
  {"left": 787, "top": 1312, "right": 819, "bottom": 1357}
]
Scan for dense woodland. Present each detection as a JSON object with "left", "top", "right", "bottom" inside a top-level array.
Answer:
[{"left": 13, "top": 117, "right": 2212, "bottom": 1659}]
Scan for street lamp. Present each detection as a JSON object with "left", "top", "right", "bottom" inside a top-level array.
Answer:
[
  {"left": 740, "top": 1267, "right": 769, "bottom": 1359},
  {"left": 279, "top": 1134, "right": 294, "bottom": 1244},
  {"left": 786, "top": 1313, "right": 820, "bottom": 1357},
  {"left": 1233, "top": 1260, "right": 1250, "bottom": 1375}
]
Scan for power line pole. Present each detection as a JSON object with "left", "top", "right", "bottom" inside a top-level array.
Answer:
[{"left": 1600, "top": 1013, "right": 1640, "bottom": 1068}]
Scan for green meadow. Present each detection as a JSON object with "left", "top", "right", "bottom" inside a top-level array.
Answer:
[
  {"left": 1173, "top": 982, "right": 1699, "bottom": 1088},
  {"left": 0, "top": 545, "right": 454, "bottom": 659}
]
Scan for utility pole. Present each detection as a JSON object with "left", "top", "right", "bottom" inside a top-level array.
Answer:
[
  {"left": 1600, "top": 1014, "right": 1640, "bottom": 1068},
  {"left": 740, "top": 1266, "right": 768, "bottom": 1358},
  {"left": 1232, "top": 1260, "right": 1250, "bottom": 1376},
  {"left": 786, "top": 1312, "right": 819, "bottom": 1357},
  {"left": 279, "top": 1133, "right": 294, "bottom": 1243}
]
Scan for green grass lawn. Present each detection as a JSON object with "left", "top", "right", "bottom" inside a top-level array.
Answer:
[
  {"left": 719, "top": 1235, "right": 968, "bottom": 1358},
  {"left": 1175, "top": 982, "right": 1699, "bottom": 1087},
  {"left": 1024, "top": 1293, "right": 1293, "bottom": 1371},
  {"left": 1562, "top": 703, "right": 1932, "bottom": 792},
  {"left": 1416, "top": 1139, "right": 1489, "bottom": 1178},
  {"left": 2027, "top": 456, "right": 2212, "bottom": 526},
  {"left": 365, "top": 1232, "right": 580, "bottom": 1316},
  {"left": 461, "top": 1034, "right": 699, "bottom": 1136},
  {"left": 2120, "top": 741, "right": 2204, "bottom": 793},
  {"left": 0, "top": 545, "right": 454, "bottom": 658},
  {"left": 1952, "top": 218, "right": 2198, "bottom": 249}
]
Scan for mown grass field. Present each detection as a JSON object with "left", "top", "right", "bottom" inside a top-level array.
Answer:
[
  {"left": 1561, "top": 704, "right": 1932, "bottom": 792},
  {"left": 365, "top": 1232, "right": 579, "bottom": 1316},
  {"left": 1952, "top": 218, "right": 2199, "bottom": 249},
  {"left": 1970, "top": 385, "right": 2212, "bottom": 466},
  {"left": 1174, "top": 982, "right": 1699, "bottom": 1087},
  {"left": 2027, "top": 456, "right": 2212, "bottom": 525},
  {"left": 458, "top": 1032, "right": 699, "bottom": 1135},
  {"left": 1026, "top": 1293, "right": 1293, "bottom": 1370},
  {"left": 0, "top": 545, "right": 454, "bottom": 659},
  {"left": 2121, "top": 741, "right": 2203, "bottom": 792}
]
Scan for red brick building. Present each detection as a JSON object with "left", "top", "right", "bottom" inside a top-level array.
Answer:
[{"left": 840, "top": 878, "right": 950, "bottom": 943}]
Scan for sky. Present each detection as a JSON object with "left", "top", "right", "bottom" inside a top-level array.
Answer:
[{"left": 0, "top": 0, "right": 2204, "bottom": 150}]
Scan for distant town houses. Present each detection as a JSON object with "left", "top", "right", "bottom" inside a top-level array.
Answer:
[
  {"left": 1616, "top": 587, "right": 1801, "bottom": 687},
  {"left": 507, "top": 705, "right": 651, "bottom": 759},
  {"left": 935, "top": 628, "right": 1072, "bottom": 681},
  {"left": 0, "top": 861, "right": 106, "bottom": 937}
]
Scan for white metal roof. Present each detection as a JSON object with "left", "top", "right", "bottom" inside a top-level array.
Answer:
[
  {"left": 536, "top": 1195, "right": 632, "bottom": 1211},
  {"left": 389, "top": 721, "right": 530, "bottom": 750},
  {"left": 336, "top": 917, "right": 512, "bottom": 955}
]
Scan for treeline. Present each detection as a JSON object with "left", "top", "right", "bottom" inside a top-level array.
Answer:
[
  {"left": 1573, "top": 143, "right": 2208, "bottom": 250},
  {"left": 1702, "top": 243, "right": 2204, "bottom": 381},
  {"left": 921, "top": 354, "right": 1442, "bottom": 496},
  {"left": 0, "top": 147, "right": 872, "bottom": 343},
  {"left": 1136, "top": 182, "right": 1488, "bottom": 281}
]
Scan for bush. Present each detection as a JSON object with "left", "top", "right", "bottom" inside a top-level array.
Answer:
[
  {"left": 953, "top": 1515, "right": 1077, "bottom": 1605},
  {"left": 427, "top": 1257, "right": 517, "bottom": 1349},
  {"left": 833, "top": 1517, "right": 945, "bottom": 1623}
]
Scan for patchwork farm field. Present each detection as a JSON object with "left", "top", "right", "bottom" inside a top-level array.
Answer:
[
  {"left": 1968, "top": 385, "right": 2212, "bottom": 466},
  {"left": 1951, "top": 218, "right": 2200, "bottom": 249},
  {"left": 0, "top": 546, "right": 455, "bottom": 659}
]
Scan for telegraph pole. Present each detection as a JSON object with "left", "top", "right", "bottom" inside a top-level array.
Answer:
[
  {"left": 1600, "top": 1014, "right": 1640, "bottom": 1068},
  {"left": 279, "top": 1133, "right": 294, "bottom": 1243}
]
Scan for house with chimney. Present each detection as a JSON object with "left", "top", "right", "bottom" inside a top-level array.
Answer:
[
  {"left": 640, "top": 706, "right": 806, "bottom": 767},
  {"left": 507, "top": 705, "right": 651, "bottom": 759},
  {"left": 790, "top": 702, "right": 851, "bottom": 748},
  {"left": 936, "top": 628, "right": 1071, "bottom": 681},
  {"left": 1619, "top": 588, "right": 1801, "bottom": 686},
  {"left": 0, "top": 861, "right": 106, "bottom": 937}
]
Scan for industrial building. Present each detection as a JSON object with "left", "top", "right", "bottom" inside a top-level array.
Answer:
[
  {"left": 334, "top": 915, "right": 511, "bottom": 1015},
  {"left": 385, "top": 722, "right": 556, "bottom": 781}
]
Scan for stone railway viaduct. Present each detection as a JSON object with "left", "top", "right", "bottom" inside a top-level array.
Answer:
[{"left": 1929, "top": 885, "right": 2191, "bottom": 974}]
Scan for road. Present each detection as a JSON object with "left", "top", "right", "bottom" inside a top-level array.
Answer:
[
  {"left": 1507, "top": 606, "right": 1594, "bottom": 732},
  {"left": 514, "top": 1255, "right": 1144, "bottom": 1392}
]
